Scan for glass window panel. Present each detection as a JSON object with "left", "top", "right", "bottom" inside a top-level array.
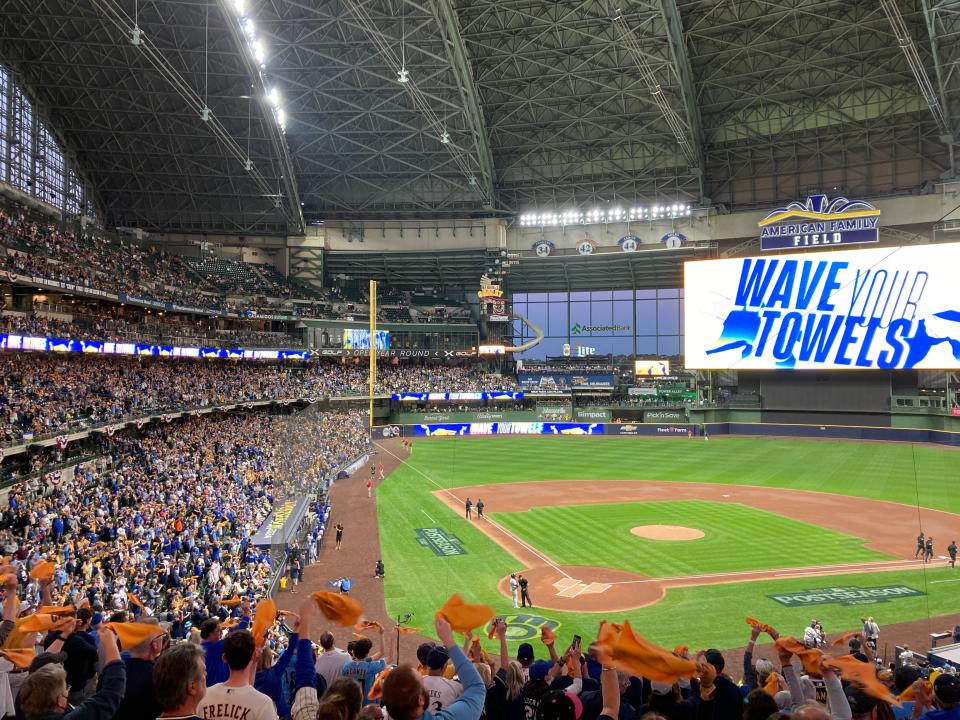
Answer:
[
  {"left": 570, "top": 302, "right": 590, "bottom": 332},
  {"left": 512, "top": 293, "right": 527, "bottom": 303},
  {"left": 658, "top": 288, "right": 680, "bottom": 299},
  {"left": 636, "top": 300, "right": 657, "bottom": 334},
  {"left": 548, "top": 292, "right": 567, "bottom": 301},
  {"left": 658, "top": 298, "right": 680, "bottom": 335},
  {"left": 612, "top": 290, "right": 633, "bottom": 300},
  {"left": 636, "top": 336, "right": 657, "bottom": 354},
  {"left": 591, "top": 290, "right": 613, "bottom": 300},
  {"left": 525, "top": 303, "right": 548, "bottom": 333},
  {"left": 9, "top": 85, "right": 32, "bottom": 193},
  {"left": 548, "top": 301, "right": 568, "bottom": 336},
  {"left": 527, "top": 292, "right": 548, "bottom": 302},
  {"left": 518, "top": 335, "right": 566, "bottom": 360},
  {"left": 612, "top": 301, "right": 632, "bottom": 335},
  {"left": 659, "top": 335, "right": 680, "bottom": 356},
  {"left": 570, "top": 291, "right": 591, "bottom": 301},
  {"left": 590, "top": 300, "right": 612, "bottom": 331},
  {"left": 636, "top": 289, "right": 656, "bottom": 299}
]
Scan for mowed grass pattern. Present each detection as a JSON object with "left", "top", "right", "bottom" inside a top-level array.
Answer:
[
  {"left": 375, "top": 436, "right": 960, "bottom": 651},
  {"left": 393, "top": 435, "right": 960, "bottom": 512},
  {"left": 491, "top": 500, "right": 889, "bottom": 577}
]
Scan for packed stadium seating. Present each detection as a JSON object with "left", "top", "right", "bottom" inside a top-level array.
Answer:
[
  {"left": 0, "top": 354, "right": 515, "bottom": 443},
  {"left": 0, "top": 310, "right": 305, "bottom": 349}
]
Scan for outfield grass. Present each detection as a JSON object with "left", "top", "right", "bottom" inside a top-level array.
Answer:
[
  {"left": 394, "top": 435, "right": 960, "bottom": 511},
  {"left": 491, "top": 500, "right": 889, "bottom": 577},
  {"left": 376, "top": 436, "right": 960, "bottom": 651}
]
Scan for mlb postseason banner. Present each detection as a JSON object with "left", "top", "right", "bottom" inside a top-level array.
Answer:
[
  {"left": 392, "top": 392, "right": 523, "bottom": 402},
  {"left": 412, "top": 422, "right": 604, "bottom": 436},
  {"left": 684, "top": 243, "right": 960, "bottom": 370},
  {"left": 0, "top": 333, "right": 309, "bottom": 360}
]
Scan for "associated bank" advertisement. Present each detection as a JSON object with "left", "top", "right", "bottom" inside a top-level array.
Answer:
[{"left": 684, "top": 243, "right": 960, "bottom": 370}]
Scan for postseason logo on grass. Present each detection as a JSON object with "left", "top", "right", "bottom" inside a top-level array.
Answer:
[
  {"left": 768, "top": 584, "right": 924, "bottom": 607},
  {"left": 416, "top": 528, "right": 468, "bottom": 557}
]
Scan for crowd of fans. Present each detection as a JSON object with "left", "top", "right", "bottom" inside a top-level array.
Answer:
[
  {"left": 0, "top": 310, "right": 305, "bottom": 349},
  {"left": 0, "top": 571, "right": 950, "bottom": 720},
  {"left": 0, "top": 353, "right": 514, "bottom": 443},
  {"left": 2, "top": 408, "right": 367, "bottom": 615}
]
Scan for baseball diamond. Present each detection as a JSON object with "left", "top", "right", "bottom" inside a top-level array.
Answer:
[{"left": 374, "top": 435, "right": 960, "bottom": 652}]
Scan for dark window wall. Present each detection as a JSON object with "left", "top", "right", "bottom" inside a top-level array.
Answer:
[{"left": 513, "top": 289, "right": 684, "bottom": 360}]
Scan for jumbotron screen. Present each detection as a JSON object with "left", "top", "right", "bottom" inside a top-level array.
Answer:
[{"left": 683, "top": 243, "right": 960, "bottom": 370}]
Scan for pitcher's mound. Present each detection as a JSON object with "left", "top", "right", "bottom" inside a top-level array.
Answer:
[{"left": 631, "top": 525, "right": 704, "bottom": 541}]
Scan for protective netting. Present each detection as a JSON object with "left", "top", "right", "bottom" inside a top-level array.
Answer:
[{"left": 265, "top": 403, "right": 371, "bottom": 592}]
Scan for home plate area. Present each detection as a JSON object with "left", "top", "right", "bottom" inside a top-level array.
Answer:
[
  {"left": 553, "top": 577, "right": 611, "bottom": 597},
  {"left": 500, "top": 565, "right": 664, "bottom": 613}
]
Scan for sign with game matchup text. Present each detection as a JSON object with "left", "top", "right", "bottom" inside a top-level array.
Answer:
[{"left": 684, "top": 243, "right": 960, "bottom": 370}]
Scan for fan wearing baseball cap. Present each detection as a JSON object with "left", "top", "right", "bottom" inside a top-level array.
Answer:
[
  {"left": 910, "top": 673, "right": 960, "bottom": 720},
  {"left": 422, "top": 647, "right": 463, "bottom": 711},
  {"left": 381, "top": 614, "right": 485, "bottom": 720}
]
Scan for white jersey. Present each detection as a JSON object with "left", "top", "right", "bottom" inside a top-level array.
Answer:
[
  {"left": 422, "top": 675, "right": 463, "bottom": 713},
  {"left": 199, "top": 683, "right": 278, "bottom": 720}
]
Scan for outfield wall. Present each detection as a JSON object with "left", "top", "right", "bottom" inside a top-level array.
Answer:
[{"left": 377, "top": 421, "right": 960, "bottom": 446}]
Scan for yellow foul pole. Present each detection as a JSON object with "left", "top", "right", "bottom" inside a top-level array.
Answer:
[{"left": 369, "top": 279, "right": 377, "bottom": 428}]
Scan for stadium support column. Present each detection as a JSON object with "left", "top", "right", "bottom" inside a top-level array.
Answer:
[{"left": 369, "top": 279, "right": 377, "bottom": 428}]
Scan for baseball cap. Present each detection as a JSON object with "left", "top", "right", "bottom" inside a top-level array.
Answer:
[
  {"left": 416, "top": 642, "right": 436, "bottom": 666},
  {"left": 529, "top": 659, "right": 554, "bottom": 682},
  {"left": 517, "top": 642, "right": 535, "bottom": 663},
  {"left": 426, "top": 647, "right": 450, "bottom": 670},
  {"left": 934, "top": 674, "right": 960, "bottom": 704},
  {"left": 535, "top": 690, "right": 583, "bottom": 720}
]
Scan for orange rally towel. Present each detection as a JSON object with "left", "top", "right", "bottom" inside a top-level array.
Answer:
[
  {"left": 251, "top": 600, "right": 277, "bottom": 646},
  {"left": 16, "top": 614, "right": 72, "bottom": 633},
  {"left": 38, "top": 605, "right": 76, "bottom": 616},
  {"left": 354, "top": 620, "right": 381, "bottom": 631},
  {"left": 1, "top": 574, "right": 17, "bottom": 587},
  {"left": 673, "top": 646, "right": 689, "bottom": 657},
  {"left": 395, "top": 626, "right": 421, "bottom": 635},
  {"left": 597, "top": 621, "right": 622, "bottom": 647},
  {"left": 487, "top": 622, "right": 497, "bottom": 640},
  {"left": 541, "top": 627, "right": 557, "bottom": 646},
  {"left": 823, "top": 655, "right": 899, "bottom": 706},
  {"left": 745, "top": 617, "right": 775, "bottom": 635},
  {"left": 368, "top": 667, "right": 392, "bottom": 700},
  {"left": 832, "top": 632, "right": 860, "bottom": 648},
  {"left": 774, "top": 638, "right": 825, "bottom": 677},
  {"left": 435, "top": 594, "right": 494, "bottom": 634},
  {"left": 352, "top": 632, "right": 368, "bottom": 639},
  {"left": 598, "top": 620, "right": 697, "bottom": 684},
  {"left": 128, "top": 595, "right": 146, "bottom": 610},
  {"left": 221, "top": 618, "right": 240, "bottom": 630},
  {"left": 0, "top": 648, "right": 35, "bottom": 669},
  {"left": 104, "top": 622, "right": 165, "bottom": 650},
  {"left": 29, "top": 562, "right": 55, "bottom": 580},
  {"left": 221, "top": 596, "right": 242, "bottom": 608},
  {"left": 763, "top": 672, "right": 781, "bottom": 696},
  {"left": 312, "top": 592, "right": 364, "bottom": 627}
]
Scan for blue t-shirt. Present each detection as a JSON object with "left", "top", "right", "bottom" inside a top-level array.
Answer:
[{"left": 341, "top": 658, "right": 386, "bottom": 705}]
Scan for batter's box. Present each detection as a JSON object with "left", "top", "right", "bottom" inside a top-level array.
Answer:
[{"left": 553, "top": 578, "right": 612, "bottom": 597}]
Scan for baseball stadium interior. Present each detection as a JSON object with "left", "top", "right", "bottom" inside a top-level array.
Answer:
[{"left": 1, "top": 2, "right": 960, "bottom": 720}]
